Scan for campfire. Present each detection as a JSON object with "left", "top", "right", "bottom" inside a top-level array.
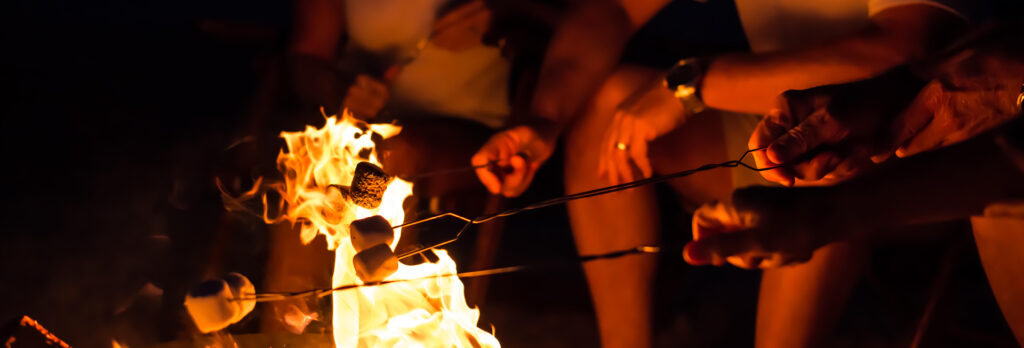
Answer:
[{"left": 242, "top": 111, "right": 499, "bottom": 347}]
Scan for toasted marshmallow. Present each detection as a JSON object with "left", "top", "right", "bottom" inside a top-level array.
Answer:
[{"left": 353, "top": 243, "right": 399, "bottom": 283}]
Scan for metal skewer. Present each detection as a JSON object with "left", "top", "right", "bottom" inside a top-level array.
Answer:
[
  {"left": 393, "top": 147, "right": 777, "bottom": 260},
  {"left": 237, "top": 245, "right": 664, "bottom": 303},
  {"left": 234, "top": 148, "right": 772, "bottom": 303}
]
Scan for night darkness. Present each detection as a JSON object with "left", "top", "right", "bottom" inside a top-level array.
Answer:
[{"left": 3, "top": 0, "right": 1022, "bottom": 347}]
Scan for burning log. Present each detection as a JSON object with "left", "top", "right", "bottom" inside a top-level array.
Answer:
[
  {"left": 1, "top": 315, "right": 71, "bottom": 348},
  {"left": 353, "top": 243, "right": 399, "bottom": 283},
  {"left": 184, "top": 273, "right": 256, "bottom": 333},
  {"left": 350, "top": 215, "right": 394, "bottom": 252},
  {"left": 350, "top": 162, "right": 392, "bottom": 209}
]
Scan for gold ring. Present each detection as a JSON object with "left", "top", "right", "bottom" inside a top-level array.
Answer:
[{"left": 616, "top": 142, "right": 628, "bottom": 151}]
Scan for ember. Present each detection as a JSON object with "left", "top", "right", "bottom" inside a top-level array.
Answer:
[{"left": 1, "top": 316, "right": 71, "bottom": 348}]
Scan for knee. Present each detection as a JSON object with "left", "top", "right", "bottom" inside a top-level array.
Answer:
[{"left": 564, "top": 72, "right": 636, "bottom": 166}]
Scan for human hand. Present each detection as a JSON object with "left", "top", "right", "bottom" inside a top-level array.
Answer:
[
  {"left": 599, "top": 77, "right": 686, "bottom": 185},
  {"left": 749, "top": 71, "right": 924, "bottom": 186},
  {"left": 884, "top": 50, "right": 1024, "bottom": 160},
  {"left": 683, "top": 186, "right": 849, "bottom": 269},
  {"left": 472, "top": 125, "right": 557, "bottom": 197},
  {"left": 343, "top": 74, "right": 391, "bottom": 119}
]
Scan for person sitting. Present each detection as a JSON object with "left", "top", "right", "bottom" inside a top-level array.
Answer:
[
  {"left": 264, "top": 0, "right": 516, "bottom": 332},
  {"left": 472, "top": 0, "right": 980, "bottom": 346},
  {"left": 685, "top": 38, "right": 1024, "bottom": 343}
]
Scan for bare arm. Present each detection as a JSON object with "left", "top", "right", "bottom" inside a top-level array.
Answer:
[
  {"left": 685, "top": 119, "right": 1024, "bottom": 268},
  {"left": 290, "top": 0, "right": 346, "bottom": 60},
  {"left": 833, "top": 120, "right": 1024, "bottom": 231},
  {"left": 527, "top": 0, "right": 668, "bottom": 136},
  {"left": 702, "top": 4, "right": 966, "bottom": 114}
]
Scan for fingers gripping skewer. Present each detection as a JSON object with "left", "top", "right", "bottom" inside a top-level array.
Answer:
[{"left": 240, "top": 148, "right": 777, "bottom": 304}]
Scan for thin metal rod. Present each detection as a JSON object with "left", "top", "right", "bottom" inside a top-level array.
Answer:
[
  {"left": 239, "top": 148, "right": 769, "bottom": 303},
  {"left": 405, "top": 163, "right": 490, "bottom": 180},
  {"left": 394, "top": 147, "right": 777, "bottom": 259},
  {"left": 237, "top": 245, "right": 663, "bottom": 303}
]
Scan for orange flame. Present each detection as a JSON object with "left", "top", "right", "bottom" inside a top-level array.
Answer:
[{"left": 267, "top": 111, "right": 499, "bottom": 347}]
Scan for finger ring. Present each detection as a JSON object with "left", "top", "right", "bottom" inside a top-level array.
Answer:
[{"left": 616, "top": 142, "right": 628, "bottom": 151}]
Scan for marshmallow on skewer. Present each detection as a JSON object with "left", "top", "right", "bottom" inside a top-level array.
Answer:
[
  {"left": 350, "top": 215, "right": 394, "bottom": 252},
  {"left": 350, "top": 162, "right": 392, "bottom": 209},
  {"left": 184, "top": 279, "right": 238, "bottom": 333},
  {"left": 223, "top": 272, "right": 256, "bottom": 324},
  {"left": 353, "top": 243, "right": 399, "bottom": 283},
  {"left": 184, "top": 273, "right": 257, "bottom": 333}
]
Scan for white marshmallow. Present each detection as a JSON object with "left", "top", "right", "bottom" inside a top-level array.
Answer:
[
  {"left": 223, "top": 272, "right": 256, "bottom": 324},
  {"left": 350, "top": 215, "right": 394, "bottom": 252},
  {"left": 353, "top": 243, "right": 399, "bottom": 283},
  {"left": 184, "top": 273, "right": 257, "bottom": 333},
  {"left": 184, "top": 279, "right": 239, "bottom": 333}
]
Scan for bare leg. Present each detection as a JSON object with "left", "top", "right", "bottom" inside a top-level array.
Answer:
[
  {"left": 570, "top": 66, "right": 866, "bottom": 347},
  {"left": 565, "top": 66, "right": 731, "bottom": 348},
  {"left": 755, "top": 241, "right": 868, "bottom": 348}
]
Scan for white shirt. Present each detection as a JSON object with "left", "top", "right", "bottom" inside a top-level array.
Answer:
[
  {"left": 734, "top": 0, "right": 972, "bottom": 53},
  {"left": 345, "top": 0, "right": 510, "bottom": 129}
]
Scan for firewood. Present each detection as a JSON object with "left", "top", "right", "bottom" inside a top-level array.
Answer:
[{"left": 1, "top": 315, "right": 71, "bottom": 348}]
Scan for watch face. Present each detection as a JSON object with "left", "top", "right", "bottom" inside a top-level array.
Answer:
[{"left": 666, "top": 63, "right": 700, "bottom": 89}]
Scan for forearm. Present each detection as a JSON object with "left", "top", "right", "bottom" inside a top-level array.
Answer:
[
  {"left": 290, "top": 0, "right": 345, "bottom": 60},
  {"left": 702, "top": 5, "right": 965, "bottom": 114},
  {"left": 831, "top": 120, "right": 1024, "bottom": 232},
  {"left": 527, "top": 0, "right": 647, "bottom": 134}
]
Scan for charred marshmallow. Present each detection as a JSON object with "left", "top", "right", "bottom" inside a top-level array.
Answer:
[
  {"left": 350, "top": 215, "right": 394, "bottom": 252},
  {"left": 350, "top": 162, "right": 392, "bottom": 209},
  {"left": 353, "top": 243, "right": 399, "bottom": 283}
]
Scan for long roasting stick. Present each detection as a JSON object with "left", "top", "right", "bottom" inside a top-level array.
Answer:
[
  {"left": 240, "top": 245, "right": 664, "bottom": 303},
  {"left": 240, "top": 23, "right": 1011, "bottom": 304},
  {"left": 393, "top": 147, "right": 777, "bottom": 259},
  {"left": 240, "top": 148, "right": 768, "bottom": 303}
]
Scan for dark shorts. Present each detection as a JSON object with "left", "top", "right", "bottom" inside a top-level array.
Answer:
[{"left": 622, "top": 0, "right": 749, "bottom": 69}]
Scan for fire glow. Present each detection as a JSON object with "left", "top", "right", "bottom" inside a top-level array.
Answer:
[{"left": 266, "top": 111, "right": 499, "bottom": 347}]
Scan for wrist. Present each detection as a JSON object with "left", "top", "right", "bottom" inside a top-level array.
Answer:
[
  {"left": 665, "top": 57, "right": 710, "bottom": 115},
  {"left": 513, "top": 116, "right": 561, "bottom": 144}
]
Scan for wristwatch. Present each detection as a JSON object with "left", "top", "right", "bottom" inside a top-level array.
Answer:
[{"left": 665, "top": 57, "right": 710, "bottom": 115}]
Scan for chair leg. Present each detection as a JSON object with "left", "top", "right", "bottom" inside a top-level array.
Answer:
[
  {"left": 465, "top": 194, "right": 506, "bottom": 307},
  {"left": 911, "top": 235, "right": 962, "bottom": 348}
]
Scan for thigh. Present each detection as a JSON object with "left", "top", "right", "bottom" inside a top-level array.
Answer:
[{"left": 649, "top": 110, "right": 733, "bottom": 209}]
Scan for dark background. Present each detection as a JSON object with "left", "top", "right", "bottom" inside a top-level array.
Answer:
[{"left": 2, "top": 0, "right": 1020, "bottom": 347}]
